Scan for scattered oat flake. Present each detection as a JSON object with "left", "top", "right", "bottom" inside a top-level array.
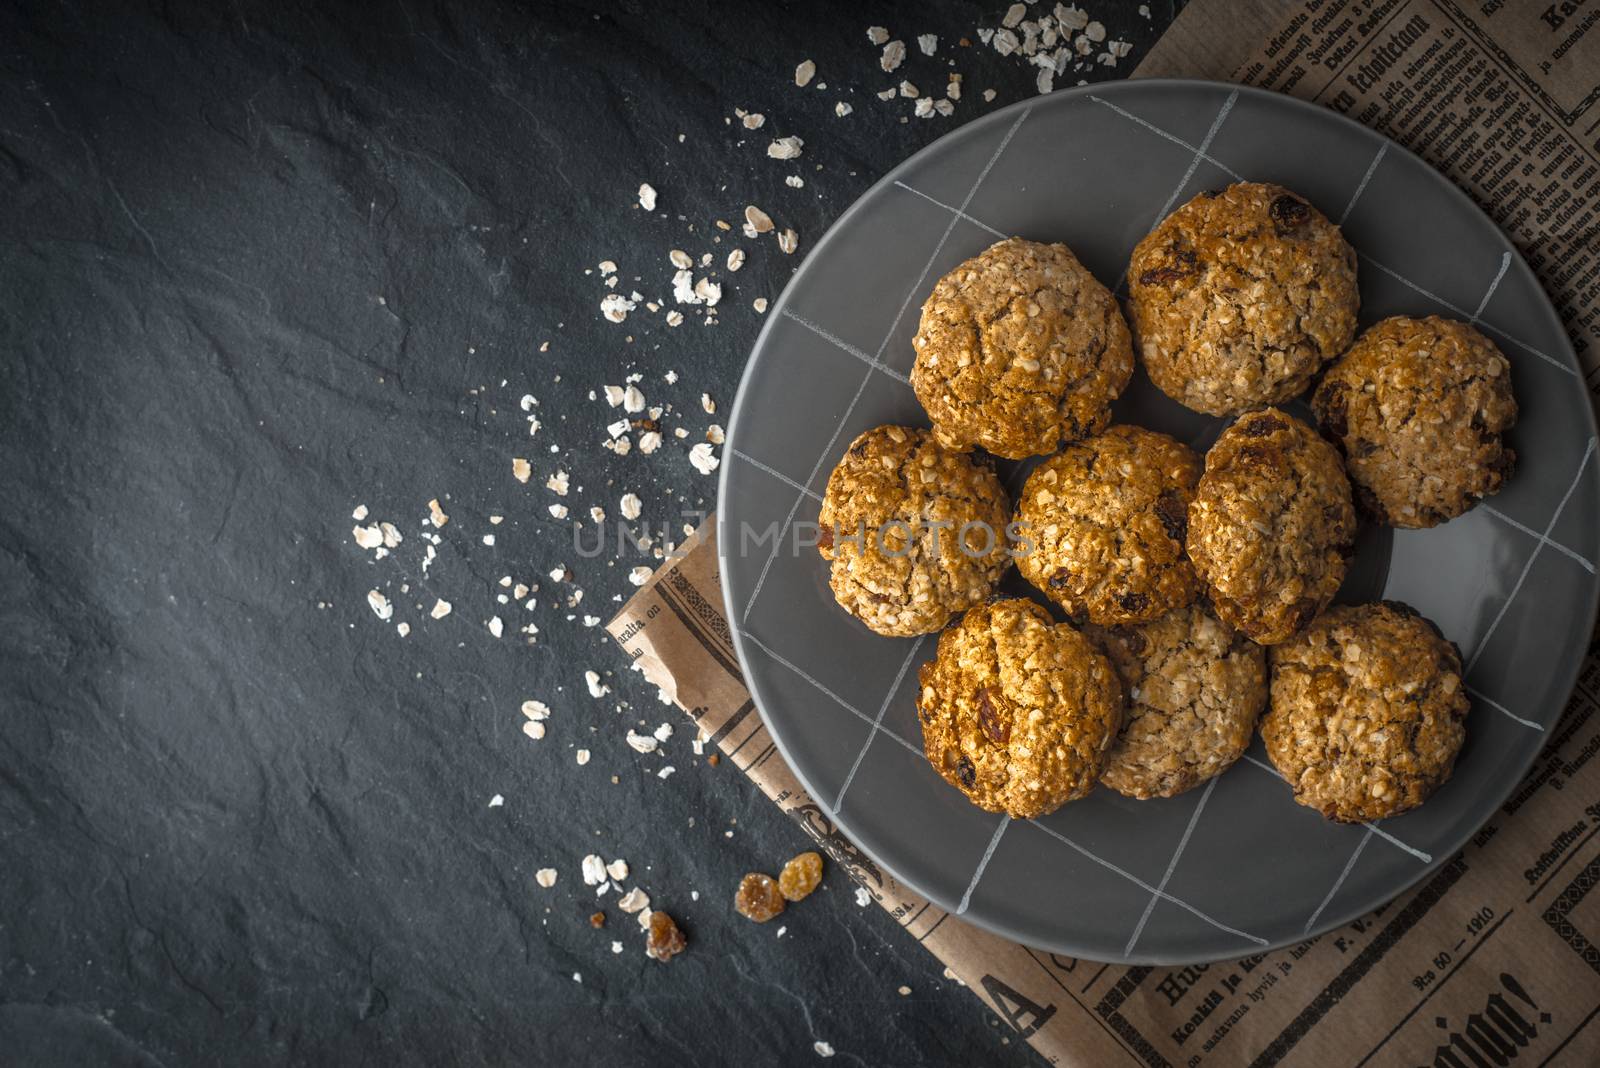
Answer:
[
  {"left": 637, "top": 183, "right": 657, "bottom": 210},
  {"left": 745, "top": 205, "right": 774, "bottom": 233},
  {"left": 353, "top": 524, "right": 383, "bottom": 550},
  {"left": 620, "top": 493, "right": 642, "bottom": 520},
  {"left": 665, "top": 310, "right": 684, "bottom": 327},
  {"left": 512, "top": 457, "right": 531, "bottom": 483},
  {"left": 488, "top": 794, "right": 504, "bottom": 807},
  {"left": 522, "top": 700, "right": 551, "bottom": 721},
  {"left": 430, "top": 598, "right": 452, "bottom": 619},
  {"left": 899, "top": 80, "right": 918, "bottom": 98},
  {"left": 700, "top": 393, "right": 716, "bottom": 414},
  {"left": 880, "top": 39, "right": 905, "bottom": 72},
  {"left": 657, "top": 766, "right": 675, "bottom": 780},
  {"left": 606, "top": 859, "right": 630, "bottom": 882},
  {"left": 396, "top": 622, "right": 410, "bottom": 637},
  {"left": 586, "top": 671, "right": 609, "bottom": 698},
  {"left": 622, "top": 385, "right": 646, "bottom": 413},
  {"left": 834, "top": 101, "right": 852, "bottom": 118},
  {"left": 611, "top": 941, "right": 623, "bottom": 954},
  {"left": 600, "top": 293, "right": 636, "bottom": 323},
  {"left": 535, "top": 868, "right": 558, "bottom": 888},
  {"left": 794, "top": 60, "right": 815, "bottom": 87},
  {"left": 481, "top": 533, "right": 496, "bottom": 546},
  {"left": 726, "top": 249, "right": 746, "bottom": 272},
  {"left": 576, "top": 749, "right": 591, "bottom": 765},
  {"left": 914, "top": 97, "right": 935, "bottom": 118},
  {"left": 777, "top": 229, "right": 798, "bottom": 255},
  {"left": 547, "top": 470, "right": 570, "bottom": 496},
  {"left": 867, "top": 25, "right": 889, "bottom": 45},
  {"left": 581, "top": 854, "right": 607, "bottom": 886},
  {"left": 352, "top": 504, "right": 369, "bottom": 521},
  {"left": 767, "top": 135, "right": 804, "bottom": 160},
  {"left": 1085, "top": 20, "right": 1106, "bottom": 42},
  {"left": 983, "top": 88, "right": 998, "bottom": 102},
  {"left": 626, "top": 730, "right": 659, "bottom": 754},
  {"left": 522, "top": 720, "right": 545, "bottom": 740},
  {"left": 639, "top": 430, "right": 663, "bottom": 454},
  {"left": 814, "top": 1042, "right": 835, "bottom": 1058},
  {"left": 488, "top": 616, "right": 504, "bottom": 638},
  {"left": 629, "top": 566, "right": 653, "bottom": 586},
  {"left": 689, "top": 442, "right": 720, "bottom": 475},
  {"left": 786, "top": 175, "right": 805, "bottom": 189},
  {"left": 898, "top": 985, "right": 912, "bottom": 996},
  {"left": 753, "top": 297, "right": 769, "bottom": 314},
  {"left": 1003, "top": 3, "right": 1026, "bottom": 28},
  {"left": 855, "top": 887, "right": 871, "bottom": 907},
  {"left": 367, "top": 590, "right": 393, "bottom": 621},
  {"left": 742, "top": 112, "right": 766, "bottom": 129}
]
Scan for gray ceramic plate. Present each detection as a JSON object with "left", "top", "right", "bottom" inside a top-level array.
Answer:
[{"left": 716, "top": 79, "right": 1600, "bottom": 965}]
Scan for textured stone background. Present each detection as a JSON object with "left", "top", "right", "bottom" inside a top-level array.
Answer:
[{"left": 0, "top": 2, "right": 1180, "bottom": 1063}]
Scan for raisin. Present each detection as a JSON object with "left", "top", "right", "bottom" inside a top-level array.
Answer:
[
  {"left": 1237, "top": 444, "right": 1275, "bottom": 465},
  {"left": 1239, "top": 414, "right": 1283, "bottom": 438},
  {"left": 849, "top": 439, "right": 869, "bottom": 458},
  {"left": 1138, "top": 248, "right": 1198, "bottom": 286},
  {"left": 590, "top": 911, "right": 606, "bottom": 928},
  {"left": 1269, "top": 195, "right": 1311, "bottom": 234},
  {"left": 1352, "top": 438, "right": 1378, "bottom": 457},
  {"left": 707, "top": 753, "right": 720, "bottom": 767},
  {"left": 734, "top": 873, "right": 786, "bottom": 922},
  {"left": 645, "top": 910, "right": 687, "bottom": 962},
  {"left": 1201, "top": 189, "right": 1223, "bottom": 198},
  {"left": 1292, "top": 598, "right": 1321, "bottom": 631},
  {"left": 816, "top": 525, "right": 834, "bottom": 551},
  {"left": 630, "top": 417, "right": 660, "bottom": 432},
  {"left": 1154, "top": 489, "right": 1187, "bottom": 543},
  {"left": 976, "top": 687, "right": 1009, "bottom": 744},
  {"left": 1487, "top": 448, "right": 1516, "bottom": 482},
  {"left": 956, "top": 754, "right": 976, "bottom": 788},
  {"left": 1115, "top": 626, "right": 1147, "bottom": 656},
  {"left": 778, "top": 851, "right": 824, "bottom": 902},
  {"left": 1317, "top": 386, "right": 1348, "bottom": 438},
  {"left": 1322, "top": 504, "right": 1344, "bottom": 522},
  {"left": 1117, "top": 590, "right": 1149, "bottom": 615},
  {"left": 1047, "top": 568, "right": 1072, "bottom": 590}
]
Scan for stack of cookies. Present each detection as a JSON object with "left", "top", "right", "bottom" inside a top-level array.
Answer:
[{"left": 815, "top": 182, "right": 1514, "bottom": 826}]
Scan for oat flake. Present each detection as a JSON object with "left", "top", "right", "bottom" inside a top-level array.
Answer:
[
  {"left": 620, "top": 493, "right": 642, "bottom": 520},
  {"left": 794, "top": 59, "right": 815, "bottom": 87},
  {"left": 367, "top": 590, "right": 393, "bottom": 621},
  {"left": 535, "top": 868, "right": 558, "bottom": 888},
  {"left": 637, "top": 183, "right": 657, "bottom": 211}
]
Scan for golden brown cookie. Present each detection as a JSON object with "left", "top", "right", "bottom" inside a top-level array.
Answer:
[
  {"left": 817, "top": 425, "right": 1010, "bottom": 637},
  {"left": 917, "top": 598, "right": 1123, "bottom": 818},
  {"left": 1187, "top": 408, "right": 1356, "bottom": 644},
  {"left": 1128, "top": 182, "right": 1358, "bottom": 416},
  {"left": 1312, "top": 316, "right": 1517, "bottom": 528},
  {"left": 1263, "top": 601, "right": 1468, "bottom": 823},
  {"left": 1014, "top": 424, "right": 1202, "bottom": 626},
  {"left": 1087, "top": 603, "right": 1267, "bottom": 800},
  {"left": 911, "top": 237, "right": 1134, "bottom": 459}
]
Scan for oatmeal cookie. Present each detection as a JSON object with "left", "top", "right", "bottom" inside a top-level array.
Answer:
[
  {"left": 1087, "top": 603, "right": 1267, "bottom": 799},
  {"left": 917, "top": 598, "right": 1123, "bottom": 818},
  {"left": 1312, "top": 316, "right": 1517, "bottom": 528},
  {"left": 1128, "top": 182, "right": 1359, "bottom": 416},
  {"left": 911, "top": 237, "right": 1134, "bottom": 459},
  {"left": 1187, "top": 408, "right": 1356, "bottom": 644},
  {"left": 818, "top": 425, "right": 1010, "bottom": 637},
  {"left": 1015, "top": 424, "right": 1202, "bottom": 626},
  {"left": 1263, "top": 601, "right": 1468, "bottom": 822}
]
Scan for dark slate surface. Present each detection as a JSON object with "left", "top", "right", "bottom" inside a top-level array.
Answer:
[{"left": 0, "top": 2, "right": 1179, "bottom": 1064}]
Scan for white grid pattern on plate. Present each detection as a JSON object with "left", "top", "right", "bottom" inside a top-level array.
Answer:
[
  {"left": 731, "top": 89, "right": 1594, "bottom": 959},
  {"left": 1125, "top": 777, "right": 1217, "bottom": 956}
]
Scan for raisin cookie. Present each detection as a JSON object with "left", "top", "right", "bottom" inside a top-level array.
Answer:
[
  {"left": 911, "top": 237, "right": 1134, "bottom": 459},
  {"left": 1187, "top": 408, "right": 1356, "bottom": 644},
  {"left": 818, "top": 425, "right": 1011, "bottom": 637},
  {"left": 1312, "top": 316, "right": 1517, "bottom": 528},
  {"left": 1263, "top": 601, "right": 1468, "bottom": 823},
  {"left": 1015, "top": 424, "right": 1202, "bottom": 626},
  {"left": 1087, "top": 603, "right": 1267, "bottom": 800},
  {"left": 917, "top": 598, "right": 1123, "bottom": 818},
  {"left": 1128, "top": 182, "right": 1359, "bottom": 416}
]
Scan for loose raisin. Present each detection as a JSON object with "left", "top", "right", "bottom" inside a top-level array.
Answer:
[
  {"left": 1352, "top": 438, "right": 1378, "bottom": 457},
  {"left": 590, "top": 911, "right": 606, "bottom": 928},
  {"left": 1269, "top": 195, "right": 1311, "bottom": 233},
  {"left": 707, "top": 753, "right": 720, "bottom": 767},
  {"left": 1047, "top": 569, "right": 1072, "bottom": 590},
  {"left": 1292, "top": 599, "right": 1321, "bottom": 631},
  {"left": 1117, "top": 591, "right": 1149, "bottom": 615},
  {"left": 734, "top": 873, "right": 786, "bottom": 922},
  {"left": 778, "top": 851, "right": 824, "bottom": 902},
  {"left": 816, "top": 525, "right": 834, "bottom": 551},
  {"left": 975, "top": 687, "right": 1009, "bottom": 744},
  {"left": 849, "top": 439, "right": 869, "bottom": 458},
  {"left": 1154, "top": 489, "right": 1187, "bottom": 543},
  {"left": 1137, "top": 248, "right": 1198, "bottom": 286},
  {"left": 645, "top": 910, "right": 687, "bottom": 962}
]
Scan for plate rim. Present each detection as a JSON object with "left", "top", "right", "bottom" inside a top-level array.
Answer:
[{"left": 716, "top": 76, "right": 1600, "bottom": 964}]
